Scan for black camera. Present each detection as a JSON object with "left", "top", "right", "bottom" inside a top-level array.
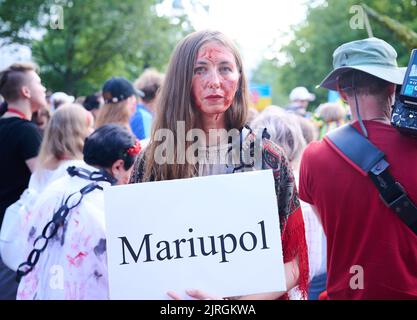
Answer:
[{"left": 391, "top": 49, "right": 417, "bottom": 137}]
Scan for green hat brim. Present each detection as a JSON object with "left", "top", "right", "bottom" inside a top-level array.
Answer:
[{"left": 319, "top": 65, "right": 406, "bottom": 91}]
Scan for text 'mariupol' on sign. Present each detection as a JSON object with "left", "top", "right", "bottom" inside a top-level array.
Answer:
[{"left": 104, "top": 169, "right": 285, "bottom": 300}]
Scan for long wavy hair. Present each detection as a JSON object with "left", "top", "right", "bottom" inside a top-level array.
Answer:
[
  {"left": 37, "top": 103, "right": 92, "bottom": 170},
  {"left": 94, "top": 99, "right": 133, "bottom": 131},
  {"left": 143, "top": 30, "right": 249, "bottom": 181}
]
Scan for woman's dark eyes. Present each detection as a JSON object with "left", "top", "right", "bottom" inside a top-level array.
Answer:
[
  {"left": 194, "top": 67, "right": 206, "bottom": 75},
  {"left": 219, "top": 66, "right": 232, "bottom": 73},
  {"left": 193, "top": 66, "right": 233, "bottom": 75}
]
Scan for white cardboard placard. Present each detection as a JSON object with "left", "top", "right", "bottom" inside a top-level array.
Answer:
[{"left": 104, "top": 170, "right": 285, "bottom": 300}]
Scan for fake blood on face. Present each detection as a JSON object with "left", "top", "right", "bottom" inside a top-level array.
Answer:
[{"left": 192, "top": 42, "right": 240, "bottom": 121}]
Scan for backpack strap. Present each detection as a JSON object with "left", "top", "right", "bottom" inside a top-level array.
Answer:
[{"left": 325, "top": 124, "right": 417, "bottom": 235}]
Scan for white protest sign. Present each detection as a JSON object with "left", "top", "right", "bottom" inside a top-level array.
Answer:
[{"left": 104, "top": 169, "right": 285, "bottom": 300}]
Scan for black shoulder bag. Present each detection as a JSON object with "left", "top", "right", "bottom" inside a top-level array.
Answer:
[{"left": 325, "top": 124, "right": 417, "bottom": 236}]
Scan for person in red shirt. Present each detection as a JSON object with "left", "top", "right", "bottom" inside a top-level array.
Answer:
[{"left": 299, "top": 37, "right": 417, "bottom": 299}]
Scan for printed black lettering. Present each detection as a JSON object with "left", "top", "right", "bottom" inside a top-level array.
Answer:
[
  {"left": 239, "top": 231, "right": 257, "bottom": 251},
  {"left": 119, "top": 234, "right": 154, "bottom": 264},
  {"left": 218, "top": 233, "right": 237, "bottom": 263},
  {"left": 173, "top": 238, "right": 187, "bottom": 259},
  {"left": 259, "top": 220, "right": 270, "bottom": 249},
  {"left": 188, "top": 228, "right": 198, "bottom": 257},
  {"left": 156, "top": 240, "right": 173, "bottom": 260},
  {"left": 199, "top": 236, "right": 218, "bottom": 256}
]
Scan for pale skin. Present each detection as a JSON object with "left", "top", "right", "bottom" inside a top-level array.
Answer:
[
  {"left": 336, "top": 83, "right": 395, "bottom": 124},
  {"left": 110, "top": 159, "right": 134, "bottom": 185},
  {"left": 167, "top": 41, "right": 301, "bottom": 300},
  {"left": 292, "top": 99, "right": 310, "bottom": 111},
  {"left": 90, "top": 159, "right": 133, "bottom": 186},
  {"left": 167, "top": 258, "right": 300, "bottom": 300},
  {"left": 2, "top": 70, "right": 47, "bottom": 173},
  {"left": 120, "top": 95, "right": 137, "bottom": 132},
  {"left": 139, "top": 96, "right": 156, "bottom": 114},
  {"left": 191, "top": 41, "right": 239, "bottom": 139},
  {"left": 126, "top": 95, "right": 137, "bottom": 118}
]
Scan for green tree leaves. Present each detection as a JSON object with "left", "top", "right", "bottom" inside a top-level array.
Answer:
[
  {"left": 0, "top": 0, "right": 191, "bottom": 95},
  {"left": 252, "top": 0, "right": 417, "bottom": 108}
]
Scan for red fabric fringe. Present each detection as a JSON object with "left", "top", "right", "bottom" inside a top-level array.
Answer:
[{"left": 281, "top": 207, "right": 309, "bottom": 300}]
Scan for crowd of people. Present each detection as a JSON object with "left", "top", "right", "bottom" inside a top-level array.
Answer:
[{"left": 0, "top": 29, "right": 416, "bottom": 300}]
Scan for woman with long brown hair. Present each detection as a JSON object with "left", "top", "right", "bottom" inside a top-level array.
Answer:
[
  {"left": 95, "top": 77, "right": 139, "bottom": 132},
  {"left": 130, "top": 30, "right": 309, "bottom": 299}
]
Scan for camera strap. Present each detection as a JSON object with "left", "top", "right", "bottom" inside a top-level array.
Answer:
[{"left": 325, "top": 124, "right": 417, "bottom": 236}]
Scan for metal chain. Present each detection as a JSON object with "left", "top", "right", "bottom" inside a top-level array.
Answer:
[
  {"left": 16, "top": 167, "right": 115, "bottom": 282},
  {"left": 227, "top": 125, "right": 258, "bottom": 173}
]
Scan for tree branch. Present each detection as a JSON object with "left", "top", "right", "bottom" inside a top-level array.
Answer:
[
  {"left": 76, "top": 26, "right": 120, "bottom": 76},
  {"left": 38, "top": 45, "right": 64, "bottom": 75},
  {"left": 361, "top": 3, "right": 417, "bottom": 48}
]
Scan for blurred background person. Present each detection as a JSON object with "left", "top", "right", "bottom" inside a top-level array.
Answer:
[
  {"left": 31, "top": 103, "right": 94, "bottom": 191},
  {"left": 315, "top": 102, "right": 348, "bottom": 139},
  {"left": 83, "top": 92, "right": 103, "bottom": 120},
  {"left": 75, "top": 95, "right": 86, "bottom": 105},
  {"left": 31, "top": 105, "right": 50, "bottom": 134},
  {"left": 252, "top": 112, "right": 306, "bottom": 168},
  {"left": 49, "top": 91, "right": 74, "bottom": 112},
  {"left": 131, "top": 69, "right": 164, "bottom": 140},
  {"left": 286, "top": 86, "right": 316, "bottom": 118},
  {"left": 17, "top": 124, "right": 140, "bottom": 300},
  {"left": 0, "top": 62, "right": 45, "bottom": 226},
  {"left": 95, "top": 77, "right": 138, "bottom": 131},
  {"left": 0, "top": 62, "right": 46, "bottom": 300},
  {"left": 246, "top": 106, "right": 259, "bottom": 124},
  {"left": 296, "top": 116, "right": 320, "bottom": 144},
  {"left": 0, "top": 103, "right": 94, "bottom": 275},
  {"left": 259, "top": 105, "right": 286, "bottom": 117},
  {"left": 257, "top": 105, "right": 320, "bottom": 145},
  {"left": 0, "top": 95, "right": 6, "bottom": 116},
  {"left": 252, "top": 111, "right": 327, "bottom": 300}
]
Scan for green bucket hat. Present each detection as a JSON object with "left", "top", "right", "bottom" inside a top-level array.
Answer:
[{"left": 319, "top": 37, "right": 406, "bottom": 91}]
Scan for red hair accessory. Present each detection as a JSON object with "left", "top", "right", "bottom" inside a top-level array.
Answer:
[{"left": 126, "top": 139, "right": 141, "bottom": 156}]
